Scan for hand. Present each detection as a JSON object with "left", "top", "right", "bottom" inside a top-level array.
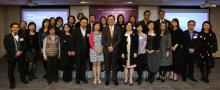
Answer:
[
  {"left": 134, "top": 53, "right": 137, "bottom": 58},
  {"left": 68, "top": 51, "right": 72, "bottom": 56},
  {"left": 15, "top": 51, "right": 22, "bottom": 57},
  {"left": 43, "top": 55, "right": 48, "bottom": 61},
  {"left": 171, "top": 46, "right": 176, "bottom": 51},
  {"left": 108, "top": 46, "right": 114, "bottom": 52},
  {"left": 146, "top": 49, "right": 151, "bottom": 54},
  {"left": 189, "top": 48, "right": 195, "bottom": 54},
  {"left": 212, "top": 53, "right": 216, "bottom": 57},
  {"left": 121, "top": 54, "right": 125, "bottom": 59},
  {"left": 165, "top": 51, "right": 170, "bottom": 58},
  {"left": 71, "top": 51, "right": 75, "bottom": 56}
]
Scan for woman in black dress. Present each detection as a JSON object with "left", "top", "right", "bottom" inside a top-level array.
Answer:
[
  {"left": 198, "top": 21, "right": 218, "bottom": 83},
  {"left": 117, "top": 14, "right": 126, "bottom": 72},
  {"left": 170, "top": 18, "right": 184, "bottom": 81},
  {"left": 67, "top": 15, "right": 76, "bottom": 30},
  {"left": 121, "top": 22, "right": 139, "bottom": 86},
  {"left": 129, "top": 15, "right": 137, "bottom": 32},
  {"left": 100, "top": 16, "right": 107, "bottom": 31},
  {"left": 55, "top": 16, "right": 64, "bottom": 36},
  {"left": 25, "top": 22, "right": 40, "bottom": 81},
  {"left": 60, "top": 24, "right": 75, "bottom": 83}
]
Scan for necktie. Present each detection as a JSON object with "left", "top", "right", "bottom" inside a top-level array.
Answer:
[{"left": 110, "top": 26, "right": 114, "bottom": 38}]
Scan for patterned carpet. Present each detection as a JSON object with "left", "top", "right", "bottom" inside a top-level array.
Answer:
[{"left": 0, "top": 58, "right": 220, "bottom": 90}]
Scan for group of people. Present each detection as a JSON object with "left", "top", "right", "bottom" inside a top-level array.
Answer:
[{"left": 3, "top": 10, "right": 218, "bottom": 89}]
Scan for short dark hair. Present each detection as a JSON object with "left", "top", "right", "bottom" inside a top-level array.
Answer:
[
  {"left": 89, "top": 15, "right": 96, "bottom": 19},
  {"left": 80, "top": 17, "right": 88, "bottom": 23},
  {"left": 144, "top": 10, "right": 151, "bottom": 15},
  {"left": 159, "top": 10, "right": 165, "bottom": 14},
  {"left": 55, "top": 16, "right": 63, "bottom": 25},
  {"left": 107, "top": 15, "right": 115, "bottom": 20},
  {"left": 188, "top": 20, "right": 196, "bottom": 25},
  {"left": 47, "top": 26, "right": 57, "bottom": 35},
  {"left": 27, "top": 22, "right": 36, "bottom": 32},
  {"left": 77, "top": 13, "right": 84, "bottom": 20},
  {"left": 20, "top": 20, "right": 27, "bottom": 25},
  {"left": 10, "top": 22, "right": 19, "bottom": 28}
]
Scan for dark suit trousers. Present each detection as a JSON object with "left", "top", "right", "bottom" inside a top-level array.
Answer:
[
  {"left": 104, "top": 52, "right": 118, "bottom": 81},
  {"left": 75, "top": 51, "right": 88, "bottom": 81},
  {"left": 46, "top": 56, "right": 59, "bottom": 82},
  {"left": 7, "top": 57, "right": 26, "bottom": 84},
  {"left": 183, "top": 53, "right": 196, "bottom": 78}
]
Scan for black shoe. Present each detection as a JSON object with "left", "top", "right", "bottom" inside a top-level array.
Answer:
[
  {"left": 42, "top": 74, "right": 47, "bottom": 78},
  {"left": 182, "top": 77, "right": 187, "bottom": 81},
  {"left": 137, "top": 80, "right": 142, "bottom": 85},
  {"left": 161, "top": 78, "right": 165, "bottom": 83},
  {"left": 150, "top": 77, "right": 154, "bottom": 83},
  {"left": 105, "top": 81, "right": 109, "bottom": 86},
  {"left": 10, "top": 83, "right": 15, "bottom": 89},
  {"left": 124, "top": 82, "right": 128, "bottom": 85},
  {"left": 201, "top": 77, "right": 205, "bottom": 81},
  {"left": 129, "top": 83, "right": 133, "bottom": 86},
  {"left": 76, "top": 80, "right": 80, "bottom": 84},
  {"left": 145, "top": 77, "right": 150, "bottom": 81},
  {"left": 21, "top": 79, "right": 29, "bottom": 84},
  {"left": 189, "top": 77, "right": 197, "bottom": 82},
  {"left": 204, "top": 77, "right": 209, "bottom": 83},
  {"left": 113, "top": 80, "right": 119, "bottom": 86},
  {"left": 47, "top": 81, "right": 52, "bottom": 85},
  {"left": 33, "top": 76, "right": 37, "bottom": 79}
]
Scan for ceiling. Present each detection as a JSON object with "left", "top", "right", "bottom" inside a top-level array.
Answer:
[{"left": 0, "top": 0, "right": 220, "bottom": 6}]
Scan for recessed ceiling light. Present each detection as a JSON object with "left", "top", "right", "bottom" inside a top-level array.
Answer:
[
  {"left": 80, "top": 1, "right": 89, "bottom": 4},
  {"left": 127, "top": 1, "right": 133, "bottom": 4}
]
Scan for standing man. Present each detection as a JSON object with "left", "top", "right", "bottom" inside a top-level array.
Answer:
[
  {"left": 154, "top": 10, "right": 171, "bottom": 33},
  {"left": 139, "top": 10, "right": 153, "bottom": 34},
  {"left": 102, "top": 15, "right": 121, "bottom": 86},
  {"left": 73, "top": 17, "right": 89, "bottom": 84},
  {"left": 88, "top": 15, "right": 96, "bottom": 34},
  {"left": 4, "top": 22, "right": 28, "bottom": 89},
  {"left": 182, "top": 20, "right": 200, "bottom": 82}
]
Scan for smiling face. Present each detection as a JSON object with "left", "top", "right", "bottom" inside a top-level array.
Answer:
[
  {"left": 148, "top": 22, "right": 154, "bottom": 30},
  {"left": 203, "top": 23, "right": 210, "bottom": 31},
  {"left": 188, "top": 21, "right": 195, "bottom": 30},
  {"left": 126, "top": 23, "right": 132, "bottom": 32},
  {"left": 160, "top": 23, "right": 166, "bottom": 31},
  {"left": 29, "top": 24, "right": 36, "bottom": 32},
  {"left": 64, "top": 25, "right": 70, "bottom": 32},
  {"left": 108, "top": 16, "right": 115, "bottom": 26},
  {"left": 137, "top": 25, "right": 143, "bottom": 33},
  {"left": 11, "top": 24, "right": 19, "bottom": 34}
]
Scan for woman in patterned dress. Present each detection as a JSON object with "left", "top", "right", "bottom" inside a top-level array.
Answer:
[{"left": 89, "top": 22, "right": 104, "bottom": 84}]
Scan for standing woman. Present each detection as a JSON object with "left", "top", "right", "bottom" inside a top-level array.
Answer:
[
  {"left": 117, "top": 14, "right": 126, "bottom": 72},
  {"left": 55, "top": 16, "right": 64, "bottom": 36},
  {"left": 67, "top": 15, "right": 76, "bottom": 30},
  {"left": 60, "top": 24, "right": 75, "bottom": 83},
  {"left": 146, "top": 21, "right": 160, "bottom": 83},
  {"left": 158, "top": 22, "right": 172, "bottom": 82},
  {"left": 198, "top": 21, "right": 218, "bottom": 83},
  {"left": 25, "top": 22, "right": 40, "bottom": 81},
  {"left": 89, "top": 22, "right": 104, "bottom": 84},
  {"left": 49, "top": 17, "right": 56, "bottom": 27},
  {"left": 100, "top": 16, "right": 107, "bottom": 31},
  {"left": 43, "top": 27, "right": 60, "bottom": 85},
  {"left": 39, "top": 18, "right": 50, "bottom": 78},
  {"left": 129, "top": 15, "right": 137, "bottom": 32},
  {"left": 121, "top": 22, "right": 139, "bottom": 86},
  {"left": 170, "top": 18, "right": 184, "bottom": 81},
  {"left": 136, "top": 24, "right": 148, "bottom": 85}
]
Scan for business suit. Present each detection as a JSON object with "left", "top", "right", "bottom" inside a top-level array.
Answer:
[
  {"left": 102, "top": 25, "right": 121, "bottom": 85},
  {"left": 154, "top": 19, "right": 171, "bottom": 34},
  {"left": 72, "top": 27, "right": 89, "bottom": 84},
  {"left": 182, "top": 30, "right": 200, "bottom": 81},
  {"left": 3, "top": 33, "right": 28, "bottom": 88},
  {"left": 138, "top": 20, "right": 153, "bottom": 34}
]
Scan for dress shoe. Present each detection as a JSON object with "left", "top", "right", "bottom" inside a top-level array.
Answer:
[
  {"left": 182, "top": 77, "right": 187, "bottom": 81},
  {"left": 10, "top": 83, "right": 15, "bottom": 89},
  {"left": 113, "top": 80, "right": 119, "bottom": 86},
  {"left": 105, "top": 81, "right": 109, "bottom": 86},
  {"left": 188, "top": 77, "right": 197, "bottom": 82},
  {"left": 76, "top": 80, "right": 80, "bottom": 84},
  {"left": 204, "top": 77, "right": 209, "bottom": 83},
  {"left": 21, "top": 79, "right": 29, "bottom": 84}
]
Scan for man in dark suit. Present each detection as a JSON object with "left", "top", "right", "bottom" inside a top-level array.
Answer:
[
  {"left": 75, "top": 13, "right": 85, "bottom": 29},
  {"left": 154, "top": 10, "right": 171, "bottom": 33},
  {"left": 102, "top": 15, "right": 121, "bottom": 86},
  {"left": 182, "top": 20, "right": 200, "bottom": 82},
  {"left": 87, "top": 15, "right": 96, "bottom": 34},
  {"left": 72, "top": 17, "right": 89, "bottom": 84},
  {"left": 3, "top": 22, "right": 28, "bottom": 89},
  {"left": 138, "top": 10, "right": 153, "bottom": 34}
]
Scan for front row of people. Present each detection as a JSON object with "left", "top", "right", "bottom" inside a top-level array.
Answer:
[{"left": 4, "top": 16, "right": 218, "bottom": 89}]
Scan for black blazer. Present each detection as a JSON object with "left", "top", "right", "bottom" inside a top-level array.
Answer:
[
  {"left": 25, "top": 32, "right": 40, "bottom": 51},
  {"left": 102, "top": 25, "right": 121, "bottom": 53},
  {"left": 87, "top": 23, "right": 93, "bottom": 34},
  {"left": 154, "top": 19, "right": 171, "bottom": 33},
  {"left": 182, "top": 30, "right": 200, "bottom": 53},
  {"left": 138, "top": 20, "right": 153, "bottom": 34},
  {"left": 121, "top": 32, "right": 139, "bottom": 56},
  {"left": 4, "top": 33, "right": 26, "bottom": 60},
  {"left": 72, "top": 28, "right": 89, "bottom": 54}
]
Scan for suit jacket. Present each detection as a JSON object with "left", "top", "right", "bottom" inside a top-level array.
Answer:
[
  {"left": 72, "top": 27, "right": 89, "bottom": 54},
  {"left": 102, "top": 25, "right": 121, "bottom": 53},
  {"left": 182, "top": 30, "right": 200, "bottom": 54},
  {"left": 87, "top": 23, "right": 93, "bottom": 34},
  {"left": 154, "top": 19, "right": 171, "bottom": 34},
  {"left": 121, "top": 32, "right": 139, "bottom": 56},
  {"left": 4, "top": 33, "right": 26, "bottom": 61},
  {"left": 139, "top": 20, "right": 153, "bottom": 34}
]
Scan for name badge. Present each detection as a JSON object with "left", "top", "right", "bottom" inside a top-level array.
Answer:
[
  {"left": 139, "top": 37, "right": 143, "bottom": 39},
  {"left": 63, "top": 40, "right": 66, "bottom": 43},
  {"left": 193, "top": 36, "right": 197, "bottom": 39},
  {"left": 20, "top": 38, "right": 24, "bottom": 41}
]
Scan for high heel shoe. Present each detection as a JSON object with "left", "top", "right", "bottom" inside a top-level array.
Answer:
[
  {"left": 93, "top": 79, "right": 97, "bottom": 85},
  {"left": 97, "top": 79, "right": 102, "bottom": 84}
]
